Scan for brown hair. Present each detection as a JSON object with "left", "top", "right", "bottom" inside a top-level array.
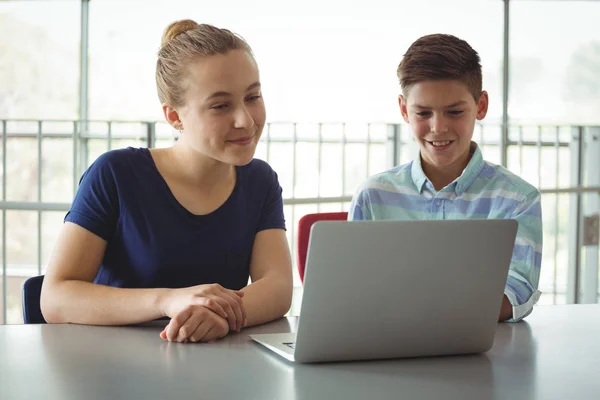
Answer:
[
  {"left": 156, "top": 19, "right": 253, "bottom": 107},
  {"left": 396, "top": 34, "right": 482, "bottom": 101}
]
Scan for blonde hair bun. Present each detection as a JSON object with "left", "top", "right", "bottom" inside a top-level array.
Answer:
[
  {"left": 161, "top": 19, "right": 199, "bottom": 47},
  {"left": 156, "top": 20, "right": 253, "bottom": 107}
]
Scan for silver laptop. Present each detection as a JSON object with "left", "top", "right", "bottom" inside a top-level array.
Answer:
[{"left": 251, "top": 219, "right": 517, "bottom": 363}]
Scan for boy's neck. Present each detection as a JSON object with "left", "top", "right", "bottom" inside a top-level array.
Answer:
[{"left": 421, "top": 150, "right": 472, "bottom": 191}]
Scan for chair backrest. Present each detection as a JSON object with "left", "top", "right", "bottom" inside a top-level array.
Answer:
[
  {"left": 296, "top": 212, "right": 348, "bottom": 283},
  {"left": 22, "top": 275, "right": 47, "bottom": 324}
]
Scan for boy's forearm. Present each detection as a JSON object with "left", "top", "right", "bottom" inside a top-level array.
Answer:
[{"left": 498, "top": 295, "right": 513, "bottom": 322}]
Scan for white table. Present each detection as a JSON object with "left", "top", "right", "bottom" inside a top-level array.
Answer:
[{"left": 1, "top": 305, "right": 599, "bottom": 399}]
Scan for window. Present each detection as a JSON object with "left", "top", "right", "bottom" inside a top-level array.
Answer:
[
  {"left": 0, "top": 1, "right": 79, "bottom": 120},
  {"left": 0, "top": 0, "right": 80, "bottom": 324},
  {"left": 509, "top": 1, "right": 600, "bottom": 125},
  {"left": 87, "top": 0, "right": 503, "bottom": 124}
]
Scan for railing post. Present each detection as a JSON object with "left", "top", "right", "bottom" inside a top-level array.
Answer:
[
  {"left": 1, "top": 119, "right": 6, "bottom": 324},
  {"left": 501, "top": 0, "right": 510, "bottom": 168},
  {"left": 146, "top": 122, "right": 156, "bottom": 148},
  {"left": 567, "top": 126, "right": 584, "bottom": 304},
  {"left": 387, "top": 123, "right": 401, "bottom": 168},
  {"left": 582, "top": 127, "right": 600, "bottom": 303}
]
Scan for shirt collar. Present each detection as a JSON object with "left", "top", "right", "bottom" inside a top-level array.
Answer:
[
  {"left": 410, "top": 141, "right": 484, "bottom": 195},
  {"left": 410, "top": 153, "right": 429, "bottom": 193}
]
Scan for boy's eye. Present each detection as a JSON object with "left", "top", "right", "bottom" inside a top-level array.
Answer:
[
  {"left": 212, "top": 104, "right": 228, "bottom": 110},
  {"left": 448, "top": 110, "right": 464, "bottom": 116},
  {"left": 416, "top": 111, "right": 431, "bottom": 117}
]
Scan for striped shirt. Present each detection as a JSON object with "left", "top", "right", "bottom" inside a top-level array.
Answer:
[{"left": 348, "top": 142, "right": 542, "bottom": 322}]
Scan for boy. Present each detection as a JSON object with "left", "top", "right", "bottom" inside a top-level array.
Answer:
[{"left": 348, "top": 34, "right": 542, "bottom": 322}]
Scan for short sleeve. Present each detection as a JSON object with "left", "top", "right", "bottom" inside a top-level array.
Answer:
[
  {"left": 64, "top": 152, "right": 120, "bottom": 241},
  {"left": 256, "top": 168, "right": 286, "bottom": 232},
  {"left": 348, "top": 186, "right": 372, "bottom": 221}
]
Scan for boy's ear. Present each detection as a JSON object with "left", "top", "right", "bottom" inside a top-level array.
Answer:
[
  {"left": 476, "top": 91, "right": 489, "bottom": 120},
  {"left": 399, "top": 95, "right": 410, "bottom": 123}
]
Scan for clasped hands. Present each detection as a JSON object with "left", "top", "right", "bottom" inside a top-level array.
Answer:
[{"left": 159, "top": 284, "right": 246, "bottom": 343}]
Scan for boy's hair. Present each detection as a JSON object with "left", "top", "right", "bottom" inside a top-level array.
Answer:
[{"left": 396, "top": 34, "right": 482, "bottom": 101}]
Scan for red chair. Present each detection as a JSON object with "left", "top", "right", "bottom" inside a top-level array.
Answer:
[{"left": 296, "top": 212, "right": 348, "bottom": 283}]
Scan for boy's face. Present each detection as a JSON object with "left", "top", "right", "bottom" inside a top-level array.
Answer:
[{"left": 399, "top": 80, "right": 488, "bottom": 174}]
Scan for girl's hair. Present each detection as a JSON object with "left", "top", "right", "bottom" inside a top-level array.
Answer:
[{"left": 156, "top": 19, "right": 253, "bottom": 107}]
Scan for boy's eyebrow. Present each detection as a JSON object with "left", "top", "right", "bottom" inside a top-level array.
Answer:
[
  {"left": 412, "top": 101, "right": 468, "bottom": 109},
  {"left": 204, "top": 82, "right": 261, "bottom": 101},
  {"left": 445, "top": 101, "right": 468, "bottom": 108}
]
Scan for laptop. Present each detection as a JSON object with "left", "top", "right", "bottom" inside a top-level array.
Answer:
[{"left": 250, "top": 219, "right": 517, "bottom": 363}]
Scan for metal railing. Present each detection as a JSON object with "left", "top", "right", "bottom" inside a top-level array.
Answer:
[{"left": 1, "top": 119, "right": 599, "bottom": 323}]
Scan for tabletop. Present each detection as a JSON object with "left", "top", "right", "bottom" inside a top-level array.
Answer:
[{"left": 1, "top": 304, "right": 599, "bottom": 400}]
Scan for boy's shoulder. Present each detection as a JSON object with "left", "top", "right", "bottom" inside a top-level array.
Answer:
[
  {"left": 479, "top": 159, "right": 540, "bottom": 200},
  {"left": 356, "top": 162, "right": 416, "bottom": 194}
]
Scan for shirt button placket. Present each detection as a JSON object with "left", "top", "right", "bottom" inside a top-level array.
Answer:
[{"left": 432, "top": 198, "right": 442, "bottom": 218}]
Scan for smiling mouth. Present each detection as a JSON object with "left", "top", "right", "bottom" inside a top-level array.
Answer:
[{"left": 426, "top": 140, "right": 454, "bottom": 147}]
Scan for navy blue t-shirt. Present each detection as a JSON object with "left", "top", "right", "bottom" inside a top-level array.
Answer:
[{"left": 65, "top": 147, "right": 286, "bottom": 290}]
